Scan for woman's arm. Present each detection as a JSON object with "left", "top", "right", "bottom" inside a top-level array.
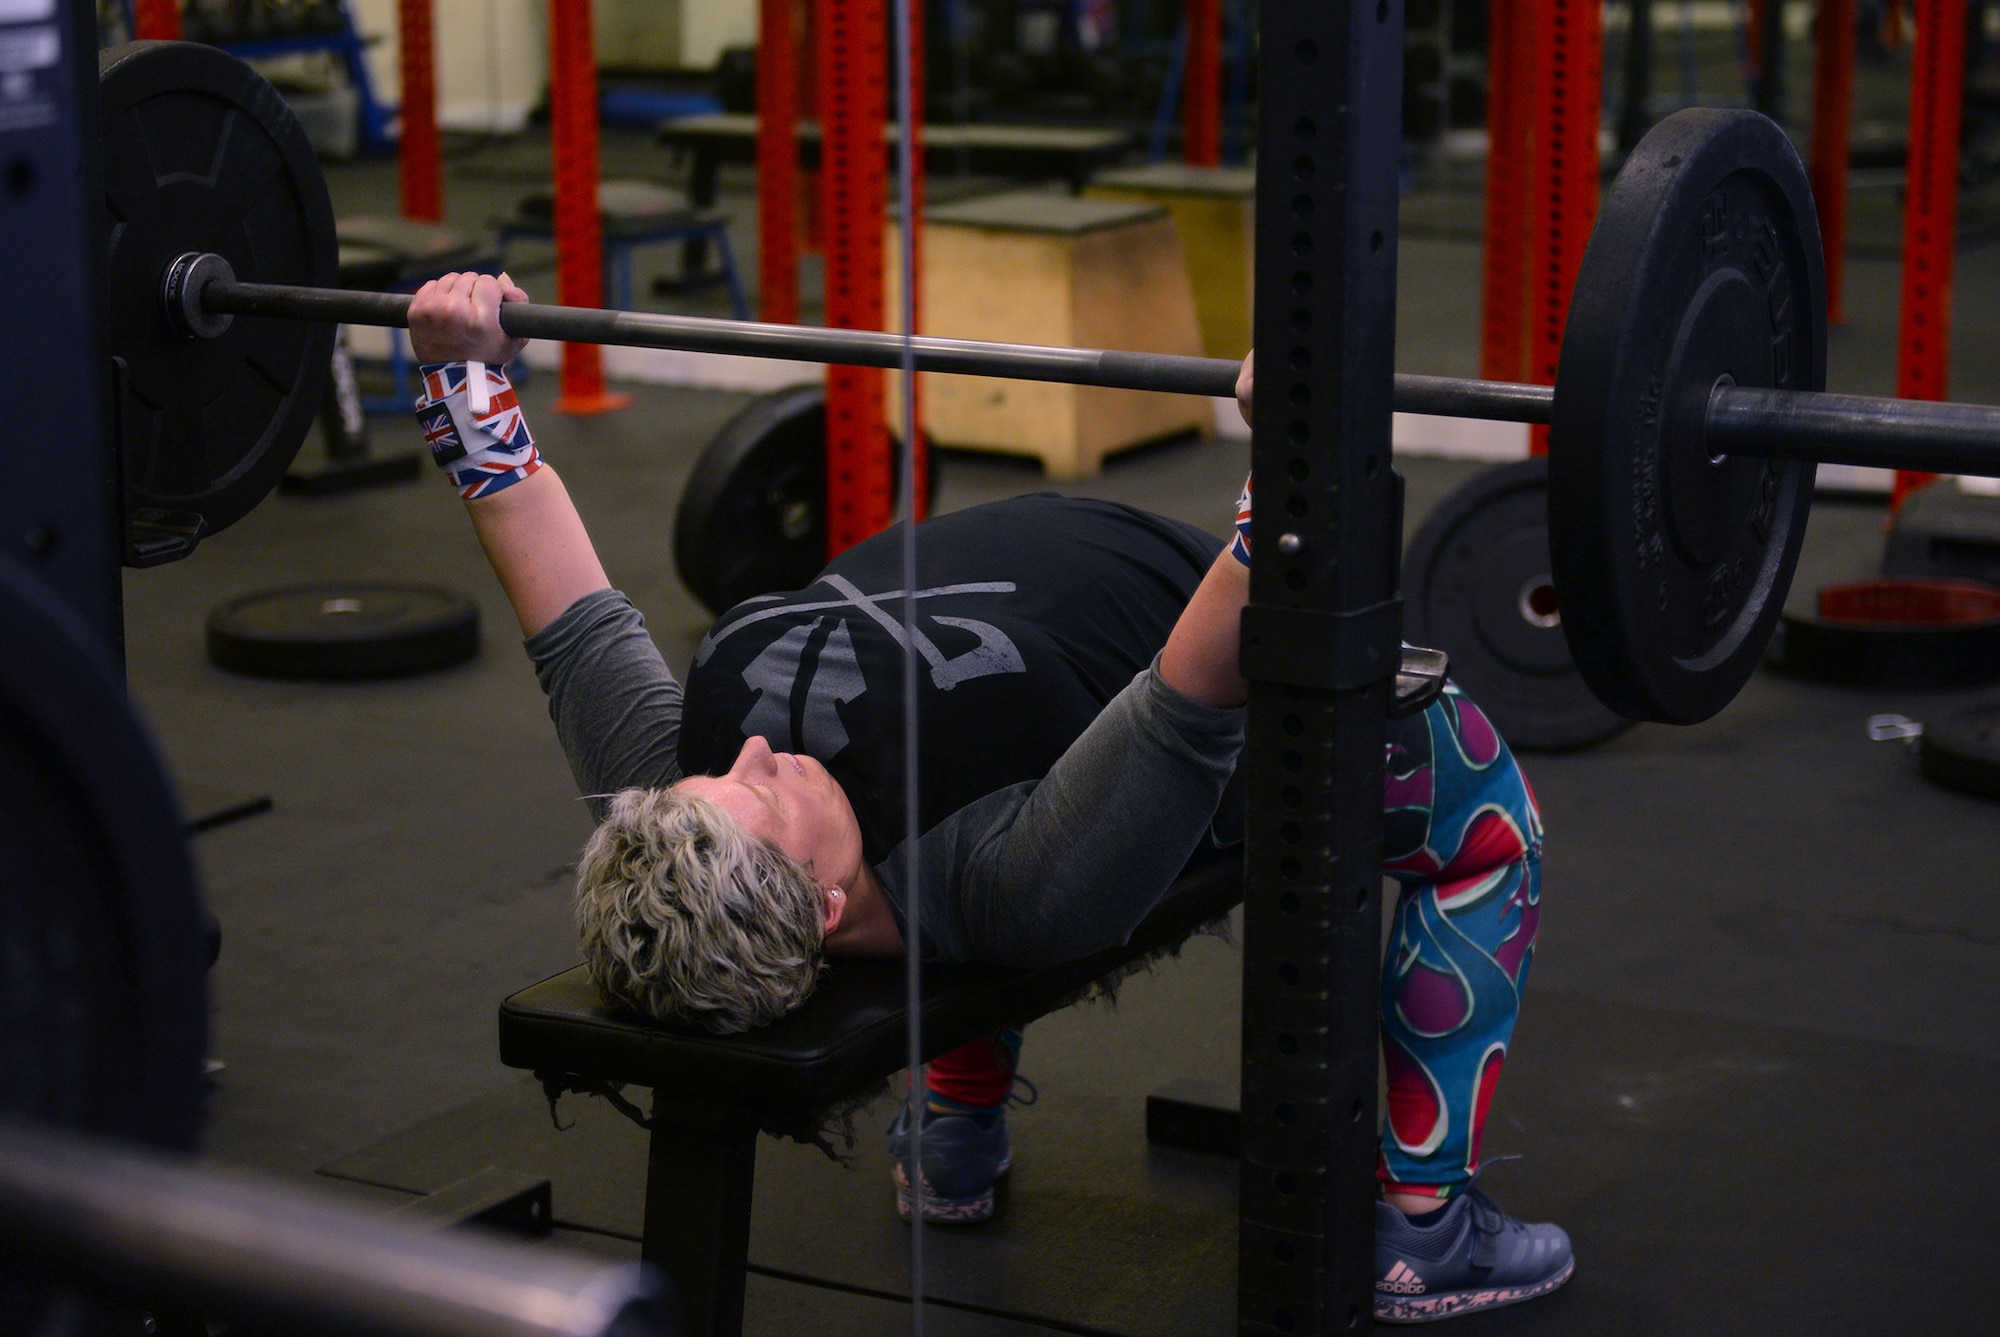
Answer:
[
  {"left": 461, "top": 466, "right": 611, "bottom": 637},
  {"left": 407, "top": 272, "right": 611, "bottom": 637}
]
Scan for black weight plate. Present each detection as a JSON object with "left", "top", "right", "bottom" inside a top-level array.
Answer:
[
  {"left": 0, "top": 555, "right": 206, "bottom": 1154},
  {"left": 206, "top": 583, "right": 480, "bottom": 679},
  {"left": 1550, "top": 108, "right": 1826, "bottom": 725},
  {"left": 1404, "top": 458, "right": 1634, "bottom": 751},
  {"left": 1920, "top": 702, "right": 2000, "bottom": 800},
  {"left": 1765, "top": 580, "right": 2000, "bottom": 689},
  {"left": 99, "top": 42, "right": 338, "bottom": 555},
  {"left": 672, "top": 385, "right": 934, "bottom": 617}
]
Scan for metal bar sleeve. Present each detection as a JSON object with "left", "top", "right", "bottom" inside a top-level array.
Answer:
[
  {"left": 199, "top": 278, "right": 1561, "bottom": 416},
  {"left": 1710, "top": 386, "right": 2000, "bottom": 476},
  {"left": 0, "top": 1124, "right": 670, "bottom": 1337}
]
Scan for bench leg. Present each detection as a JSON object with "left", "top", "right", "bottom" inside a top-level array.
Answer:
[{"left": 641, "top": 1100, "right": 758, "bottom": 1337}]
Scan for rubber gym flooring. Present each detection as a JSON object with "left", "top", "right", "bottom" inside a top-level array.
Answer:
[{"left": 124, "top": 94, "right": 2000, "bottom": 1337}]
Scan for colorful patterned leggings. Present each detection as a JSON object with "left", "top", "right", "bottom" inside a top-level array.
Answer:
[{"left": 925, "top": 684, "right": 1542, "bottom": 1201}]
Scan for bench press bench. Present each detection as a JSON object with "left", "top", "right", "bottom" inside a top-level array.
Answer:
[{"left": 496, "top": 854, "right": 1242, "bottom": 1337}]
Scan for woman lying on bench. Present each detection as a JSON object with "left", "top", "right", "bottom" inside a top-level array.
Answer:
[{"left": 407, "top": 273, "right": 1573, "bottom": 1324}]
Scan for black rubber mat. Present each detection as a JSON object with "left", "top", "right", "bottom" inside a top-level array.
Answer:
[{"left": 322, "top": 970, "right": 2000, "bottom": 1336}]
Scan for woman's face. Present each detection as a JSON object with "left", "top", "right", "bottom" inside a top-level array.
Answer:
[{"left": 676, "top": 736, "right": 866, "bottom": 890}]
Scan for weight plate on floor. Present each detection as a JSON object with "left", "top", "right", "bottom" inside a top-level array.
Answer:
[
  {"left": 1404, "top": 458, "right": 1634, "bottom": 752},
  {"left": 1765, "top": 579, "right": 2000, "bottom": 688},
  {"left": 672, "top": 386, "right": 933, "bottom": 617},
  {"left": 1920, "top": 701, "right": 2000, "bottom": 800},
  {"left": 0, "top": 555, "right": 206, "bottom": 1154},
  {"left": 206, "top": 583, "right": 480, "bottom": 679},
  {"left": 99, "top": 42, "right": 339, "bottom": 561},
  {"left": 1550, "top": 108, "right": 1826, "bottom": 725}
]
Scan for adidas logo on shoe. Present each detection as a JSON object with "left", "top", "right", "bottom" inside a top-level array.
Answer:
[{"left": 1378, "top": 1262, "right": 1427, "bottom": 1295}]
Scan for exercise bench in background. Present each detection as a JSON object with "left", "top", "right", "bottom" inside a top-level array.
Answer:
[
  {"left": 497, "top": 180, "right": 749, "bottom": 318},
  {"left": 496, "top": 856, "right": 1242, "bottom": 1337}
]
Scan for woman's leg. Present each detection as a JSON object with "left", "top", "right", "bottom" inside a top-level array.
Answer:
[{"left": 1378, "top": 685, "right": 1543, "bottom": 1201}]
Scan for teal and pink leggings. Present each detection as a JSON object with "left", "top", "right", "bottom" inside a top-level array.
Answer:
[{"left": 925, "top": 683, "right": 1543, "bottom": 1201}]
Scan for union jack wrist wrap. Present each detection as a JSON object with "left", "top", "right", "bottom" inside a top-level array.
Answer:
[
  {"left": 1228, "top": 473, "right": 1252, "bottom": 567},
  {"left": 414, "top": 362, "right": 542, "bottom": 500}
]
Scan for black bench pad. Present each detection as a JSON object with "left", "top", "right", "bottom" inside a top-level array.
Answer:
[{"left": 497, "top": 856, "right": 1241, "bottom": 1130}]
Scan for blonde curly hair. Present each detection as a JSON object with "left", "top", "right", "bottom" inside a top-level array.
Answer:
[{"left": 575, "top": 788, "right": 827, "bottom": 1034}]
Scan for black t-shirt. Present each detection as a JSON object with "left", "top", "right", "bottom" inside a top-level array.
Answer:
[{"left": 678, "top": 494, "right": 1223, "bottom": 864}]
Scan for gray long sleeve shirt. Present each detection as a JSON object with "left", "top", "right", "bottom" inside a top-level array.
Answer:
[{"left": 527, "top": 588, "right": 1243, "bottom": 966}]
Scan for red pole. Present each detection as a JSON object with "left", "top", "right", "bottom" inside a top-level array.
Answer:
[
  {"left": 815, "top": 0, "right": 893, "bottom": 554},
  {"left": 1526, "top": 0, "right": 1603, "bottom": 456},
  {"left": 1810, "top": 0, "right": 1858, "bottom": 325},
  {"left": 397, "top": 0, "right": 443, "bottom": 223},
  {"left": 1893, "top": 0, "right": 1968, "bottom": 509},
  {"left": 133, "top": 0, "right": 181, "bottom": 41},
  {"left": 1183, "top": 0, "right": 1222, "bottom": 167},
  {"left": 1480, "top": 0, "right": 1529, "bottom": 384},
  {"left": 757, "top": 0, "right": 801, "bottom": 325},
  {"left": 549, "top": 0, "right": 629, "bottom": 414}
]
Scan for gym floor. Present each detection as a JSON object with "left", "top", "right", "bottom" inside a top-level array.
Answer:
[{"left": 126, "top": 48, "right": 2000, "bottom": 1337}]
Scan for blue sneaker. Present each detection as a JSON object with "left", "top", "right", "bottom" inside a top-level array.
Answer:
[
  {"left": 1373, "top": 1185, "right": 1574, "bottom": 1323},
  {"left": 886, "top": 1080, "right": 1037, "bottom": 1224}
]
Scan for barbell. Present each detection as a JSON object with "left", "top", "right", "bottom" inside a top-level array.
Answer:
[{"left": 97, "top": 41, "right": 2000, "bottom": 727}]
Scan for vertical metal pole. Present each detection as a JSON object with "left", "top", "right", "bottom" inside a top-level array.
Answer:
[
  {"left": 132, "top": 0, "right": 180, "bottom": 40},
  {"left": 1526, "top": 0, "right": 1603, "bottom": 456},
  {"left": 549, "top": 0, "right": 628, "bottom": 414},
  {"left": 1617, "top": 0, "right": 1656, "bottom": 151},
  {"left": 815, "top": 0, "right": 894, "bottom": 555},
  {"left": 1186, "top": 0, "right": 1224, "bottom": 166},
  {"left": 1810, "top": 0, "right": 1858, "bottom": 325},
  {"left": 1893, "top": 0, "right": 1967, "bottom": 509},
  {"left": 1239, "top": 1, "right": 1403, "bottom": 1333},
  {"left": 1479, "top": 0, "right": 1527, "bottom": 384},
  {"left": 6, "top": 0, "right": 121, "bottom": 658},
  {"left": 397, "top": 0, "right": 443, "bottom": 223},
  {"left": 1750, "top": 0, "right": 1787, "bottom": 119},
  {"left": 757, "top": 0, "right": 801, "bottom": 325}
]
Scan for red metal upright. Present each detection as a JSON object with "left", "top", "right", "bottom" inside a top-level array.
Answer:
[
  {"left": 814, "top": 0, "right": 893, "bottom": 553},
  {"left": 549, "top": 0, "right": 628, "bottom": 414},
  {"left": 1480, "top": 0, "right": 1529, "bottom": 384},
  {"left": 901, "top": 0, "right": 929, "bottom": 520},
  {"left": 1810, "top": 0, "right": 1858, "bottom": 325},
  {"left": 1525, "top": 0, "right": 1603, "bottom": 455},
  {"left": 397, "top": 0, "right": 443, "bottom": 223},
  {"left": 757, "top": 0, "right": 801, "bottom": 324},
  {"left": 1893, "top": 0, "right": 1968, "bottom": 508},
  {"left": 133, "top": 0, "right": 181, "bottom": 41},
  {"left": 1184, "top": 0, "right": 1223, "bottom": 167}
]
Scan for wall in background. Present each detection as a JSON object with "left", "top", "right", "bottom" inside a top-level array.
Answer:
[{"left": 347, "top": 0, "right": 746, "bottom": 132}]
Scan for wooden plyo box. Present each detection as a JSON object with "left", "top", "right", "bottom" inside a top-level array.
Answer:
[
  {"left": 1085, "top": 163, "right": 1256, "bottom": 362},
  {"left": 889, "top": 191, "right": 1210, "bottom": 480}
]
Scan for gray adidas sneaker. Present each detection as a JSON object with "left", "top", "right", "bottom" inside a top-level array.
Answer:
[{"left": 1373, "top": 1187, "right": 1574, "bottom": 1323}]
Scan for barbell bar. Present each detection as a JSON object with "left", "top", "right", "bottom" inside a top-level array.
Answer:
[
  {"left": 165, "top": 253, "right": 1562, "bottom": 426},
  {"left": 171, "top": 254, "right": 2000, "bottom": 481}
]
